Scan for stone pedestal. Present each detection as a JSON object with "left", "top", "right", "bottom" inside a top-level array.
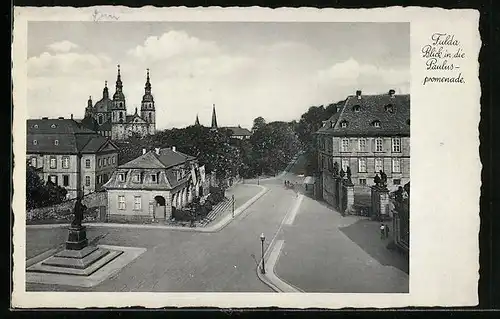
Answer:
[
  {"left": 65, "top": 226, "right": 89, "bottom": 250},
  {"left": 345, "top": 184, "right": 355, "bottom": 214},
  {"left": 370, "top": 185, "right": 390, "bottom": 220}
]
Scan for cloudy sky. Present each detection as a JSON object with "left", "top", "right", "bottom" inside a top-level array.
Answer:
[{"left": 27, "top": 22, "right": 409, "bottom": 129}]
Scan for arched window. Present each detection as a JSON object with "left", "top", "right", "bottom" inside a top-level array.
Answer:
[
  {"left": 340, "top": 120, "right": 348, "bottom": 128},
  {"left": 119, "top": 112, "right": 123, "bottom": 119},
  {"left": 353, "top": 105, "right": 360, "bottom": 112},
  {"left": 149, "top": 113, "right": 152, "bottom": 121},
  {"left": 54, "top": 140, "right": 59, "bottom": 145},
  {"left": 372, "top": 120, "right": 381, "bottom": 128},
  {"left": 33, "top": 124, "right": 38, "bottom": 128},
  {"left": 33, "top": 140, "right": 37, "bottom": 145},
  {"left": 98, "top": 114, "right": 103, "bottom": 125}
]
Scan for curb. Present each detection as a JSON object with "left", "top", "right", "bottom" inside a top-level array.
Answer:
[{"left": 27, "top": 185, "right": 269, "bottom": 234}]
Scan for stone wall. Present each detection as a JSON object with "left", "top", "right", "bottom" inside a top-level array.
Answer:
[{"left": 26, "top": 191, "right": 107, "bottom": 221}]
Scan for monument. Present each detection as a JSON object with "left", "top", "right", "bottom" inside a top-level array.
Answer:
[{"left": 27, "top": 195, "right": 123, "bottom": 277}]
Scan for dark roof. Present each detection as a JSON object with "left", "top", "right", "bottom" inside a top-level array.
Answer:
[
  {"left": 94, "top": 97, "right": 113, "bottom": 113},
  {"left": 98, "top": 120, "right": 112, "bottom": 131},
  {"left": 28, "top": 118, "right": 96, "bottom": 135},
  {"left": 318, "top": 93, "right": 410, "bottom": 136},
  {"left": 226, "top": 126, "right": 252, "bottom": 136},
  {"left": 126, "top": 114, "right": 146, "bottom": 123},
  {"left": 27, "top": 118, "right": 117, "bottom": 154},
  {"left": 119, "top": 148, "right": 196, "bottom": 169},
  {"left": 316, "top": 108, "right": 344, "bottom": 134},
  {"left": 80, "top": 116, "right": 99, "bottom": 132}
]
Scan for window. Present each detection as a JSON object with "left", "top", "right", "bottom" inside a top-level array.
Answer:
[
  {"left": 393, "top": 179, "right": 401, "bottom": 185},
  {"left": 98, "top": 159, "right": 102, "bottom": 167},
  {"left": 375, "top": 138, "right": 383, "bottom": 152},
  {"left": 97, "top": 175, "right": 101, "bottom": 184},
  {"left": 134, "top": 196, "right": 142, "bottom": 210},
  {"left": 341, "top": 158, "right": 349, "bottom": 171},
  {"left": 30, "top": 157, "right": 37, "bottom": 167},
  {"left": 133, "top": 174, "right": 140, "bottom": 183},
  {"left": 54, "top": 140, "right": 59, "bottom": 145},
  {"left": 385, "top": 104, "right": 394, "bottom": 113},
  {"left": 358, "top": 138, "right": 366, "bottom": 152},
  {"left": 341, "top": 138, "right": 349, "bottom": 152},
  {"left": 353, "top": 105, "right": 360, "bottom": 112},
  {"left": 103, "top": 174, "right": 108, "bottom": 183},
  {"left": 358, "top": 158, "right": 367, "bottom": 173},
  {"left": 118, "top": 195, "right": 126, "bottom": 210},
  {"left": 392, "top": 158, "right": 401, "bottom": 173},
  {"left": 392, "top": 137, "right": 401, "bottom": 153},
  {"left": 51, "top": 124, "right": 56, "bottom": 128},
  {"left": 85, "top": 159, "right": 91, "bottom": 168},
  {"left": 33, "top": 140, "right": 37, "bottom": 145},
  {"left": 63, "top": 175, "right": 69, "bottom": 186},
  {"left": 149, "top": 113, "right": 152, "bottom": 121},
  {"left": 112, "top": 156, "right": 116, "bottom": 164},
  {"left": 375, "top": 158, "right": 383, "bottom": 172},
  {"left": 50, "top": 156, "right": 57, "bottom": 169},
  {"left": 49, "top": 175, "right": 58, "bottom": 184},
  {"left": 118, "top": 173, "right": 125, "bottom": 182},
  {"left": 98, "top": 114, "right": 103, "bottom": 125},
  {"left": 33, "top": 124, "right": 38, "bottom": 128},
  {"left": 373, "top": 120, "right": 381, "bottom": 128},
  {"left": 85, "top": 176, "right": 91, "bottom": 186},
  {"left": 359, "top": 178, "right": 367, "bottom": 186},
  {"left": 119, "top": 112, "right": 123, "bottom": 119},
  {"left": 340, "top": 121, "right": 348, "bottom": 128},
  {"left": 62, "top": 156, "right": 69, "bottom": 169},
  {"left": 151, "top": 174, "right": 157, "bottom": 183}
]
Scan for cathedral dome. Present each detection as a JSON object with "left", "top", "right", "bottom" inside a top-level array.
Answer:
[{"left": 95, "top": 97, "right": 113, "bottom": 113}]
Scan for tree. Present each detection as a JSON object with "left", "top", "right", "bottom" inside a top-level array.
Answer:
[
  {"left": 26, "top": 162, "right": 67, "bottom": 209},
  {"left": 252, "top": 117, "right": 266, "bottom": 132}
]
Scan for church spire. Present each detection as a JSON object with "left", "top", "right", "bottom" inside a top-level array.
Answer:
[
  {"left": 115, "top": 64, "right": 122, "bottom": 92},
  {"left": 211, "top": 104, "right": 218, "bottom": 129},
  {"left": 141, "top": 68, "right": 154, "bottom": 105},
  {"left": 102, "top": 80, "right": 109, "bottom": 99},
  {"left": 195, "top": 114, "right": 201, "bottom": 126},
  {"left": 145, "top": 68, "right": 151, "bottom": 93},
  {"left": 87, "top": 96, "right": 92, "bottom": 107}
]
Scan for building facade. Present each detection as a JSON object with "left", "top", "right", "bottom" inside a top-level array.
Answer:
[
  {"left": 80, "top": 65, "right": 156, "bottom": 140},
  {"left": 225, "top": 126, "right": 252, "bottom": 140},
  {"left": 27, "top": 118, "right": 119, "bottom": 199},
  {"left": 103, "top": 147, "right": 207, "bottom": 222},
  {"left": 316, "top": 89, "right": 410, "bottom": 203}
]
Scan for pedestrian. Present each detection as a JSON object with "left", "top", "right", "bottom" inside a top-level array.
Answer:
[
  {"left": 380, "top": 223, "right": 386, "bottom": 239},
  {"left": 385, "top": 224, "right": 390, "bottom": 239}
]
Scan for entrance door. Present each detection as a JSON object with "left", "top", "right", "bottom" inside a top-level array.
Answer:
[{"left": 154, "top": 195, "right": 166, "bottom": 219}]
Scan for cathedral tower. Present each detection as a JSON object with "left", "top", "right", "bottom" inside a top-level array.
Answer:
[
  {"left": 84, "top": 96, "right": 93, "bottom": 118},
  {"left": 111, "top": 65, "right": 127, "bottom": 139},
  {"left": 211, "top": 104, "right": 218, "bottom": 130},
  {"left": 140, "top": 68, "right": 156, "bottom": 135}
]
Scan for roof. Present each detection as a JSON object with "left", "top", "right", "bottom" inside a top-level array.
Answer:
[
  {"left": 119, "top": 148, "right": 196, "bottom": 169},
  {"left": 27, "top": 118, "right": 117, "bottom": 155},
  {"left": 226, "top": 126, "right": 252, "bottom": 136},
  {"left": 79, "top": 116, "right": 99, "bottom": 132},
  {"left": 126, "top": 114, "right": 147, "bottom": 124},
  {"left": 94, "top": 97, "right": 113, "bottom": 113},
  {"left": 27, "top": 118, "right": 96, "bottom": 135},
  {"left": 317, "top": 92, "right": 410, "bottom": 137},
  {"left": 316, "top": 109, "right": 343, "bottom": 134},
  {"left": 98, "top": 120, "right": 112, "bottom": 131}
]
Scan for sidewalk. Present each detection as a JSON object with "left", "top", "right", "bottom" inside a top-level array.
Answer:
[{"left": 271, "top": 194, "right": 409, "bottom": 293}]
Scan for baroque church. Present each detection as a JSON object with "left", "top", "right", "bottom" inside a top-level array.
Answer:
[{"left": 81, "top": 65, "right": 156, "bottom": 140}]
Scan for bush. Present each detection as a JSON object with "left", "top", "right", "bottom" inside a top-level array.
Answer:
[
  {"left": 173, "top": 208, "right": 195, "bottom": 221},
  {"left": 208, "top": 186, "right": 225, "bottom": 205}
]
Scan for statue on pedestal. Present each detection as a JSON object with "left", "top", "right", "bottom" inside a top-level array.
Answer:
[
  {"left": 339, "top": 168, "right": 345, "bottom": 179},
  {"left": 346, "top": 166, "right": 352, "bottom": 184},
  {"left": 374, "top": 173, "right": 381, "bottom": 186},
  {"left": 71, "top": 196, "right": 87, "bottom": 228},
  {"left": 379, "top": 170, "right": 388, "bottom": 188},
  {"left": 66, "top": 194, "right": 89, "bottom": 250}
]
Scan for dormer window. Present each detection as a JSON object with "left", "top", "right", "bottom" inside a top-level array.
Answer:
[
  {"left": 340, "top": 121, "right": 348, "bottom": 128},
  {"left": 151, "top": 173, "right": 157, "bottom": 183},
  {"left": 372, "top": 120, "right": 381, "bottom": 128},
  {"left": 33, "top": 124, "right": 38, "bottom": 128},
  {"left": 33, "top": 140, "right": 37, "bottom": 145},
  {"left": 51, "top": 124, "right": 56, "bottom": 128},
  {"left": 118, "top": 173, "right": 125, "bottom": 182},
  {"left": 54, "top": 140, "right": 59, "bottom": 145},
  {"left": 133, "top": 174, "right": 140, "bottom": 183},
  {"left": 353, "top": 105, "right": 360, "bottom": 112},
  {"left": 385, "top": 104, "right": 394, "bottom": 113}
]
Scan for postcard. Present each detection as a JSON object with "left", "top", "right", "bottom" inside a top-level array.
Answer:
[{"left": 12, "top": 6, "right": 481, "bottom": 309}]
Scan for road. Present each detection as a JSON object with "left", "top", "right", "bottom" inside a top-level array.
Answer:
[{"left": 26, "top": 153, "right": 408, "bottom": 292}]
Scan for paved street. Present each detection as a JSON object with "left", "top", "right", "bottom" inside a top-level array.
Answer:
[{"left": 26, "top": 155, "right": 408, "bottom": 293}]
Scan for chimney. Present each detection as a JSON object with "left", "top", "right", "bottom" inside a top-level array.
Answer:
[
  {"left": 172, "top": 146, "right": 176, "bottom": 152},
  {"left": 389, "top": 89, "right": 396, "bottom": 97},
  {"left": 58, "top": 116, "right": 64, "bottom": 119},
  {"left": 71, "top": 114, "right": 74, "bottom": 120},
  {"left": 155, "top": 147, "right": 160, "bottom": 155},
  {"left": 356, "top": 90, "right": 362, "bottom": 99},
  {"left": 142, "top": 148, "right": 147, "bottom": 155}
]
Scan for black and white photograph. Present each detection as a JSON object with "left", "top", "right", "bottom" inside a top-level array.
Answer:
[{"left": 12, "top": 6, "right": 481, "bottom": 309}]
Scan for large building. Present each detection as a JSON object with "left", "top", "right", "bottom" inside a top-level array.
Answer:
[
  {"left": 80, "top": 65, "right": 156, "bottom": 140},
  {"left": 316, "top": 89, "right": 410, "bottom": 202},
  {"left": 27, "top": 118, "right": 120, "bottom": 199},
  {"left": 195, "top": 105, "right": 252, "bottom": 140},
  {"left": 103, "top": 147, "right": 206, "bottom": 222}
]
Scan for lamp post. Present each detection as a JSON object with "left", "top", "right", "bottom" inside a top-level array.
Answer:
[{"left": 260, "top": 233, "right": 266, "bottom": 274}]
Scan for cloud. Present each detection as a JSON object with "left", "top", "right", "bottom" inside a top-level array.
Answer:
[
  {"left": 127, "top": 30, "right": 219, "bottom": 62},
  {"left": 28, "top": 52, "right": 112, "bottom": 77},
  {"left": 47, "top": 40, "right": 79, "bottom": 53}
]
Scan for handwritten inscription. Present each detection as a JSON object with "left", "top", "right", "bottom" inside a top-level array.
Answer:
[
  {"left": 92, "top": 9, "right": 119, "bottom": 22},
  {"left": 421, "top": 33, "right": 466, "bottom": 85}
]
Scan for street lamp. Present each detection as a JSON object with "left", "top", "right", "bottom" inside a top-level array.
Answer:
[
  {"left": 260, "top": 233, "right": 266, "bottom": 274},
  {"left": 232, "top": 194, "right": 235, "bottom": 218}
]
